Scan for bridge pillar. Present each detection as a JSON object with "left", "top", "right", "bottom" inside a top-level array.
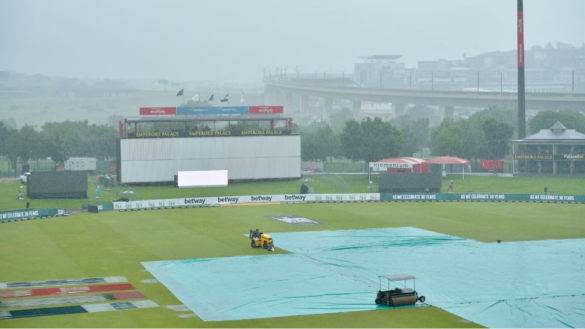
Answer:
[
  {"left": 323, "top": 97, "right": 333, "bottom": 121},
  {"left": 443, "top": 106, "right": 455, "bottom": 120},
  {"left": 284, "top": 92, "right": 294, "bottom": 114},
  {"left": 299, "top": 95, "right": 309, "bottom": 120},
  {"left": 352, "top": 100, "right": 362, "bottom": 120},
  {"left": 392, "top": 103, "right": 406, "bottom": 117}
]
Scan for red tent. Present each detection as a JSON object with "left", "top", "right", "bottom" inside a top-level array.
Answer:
[
  {"left": 425, "top": 156, "right": 470, "bottom": 166},
  {"left": 424, "top": 156, "right": 471, "bottom": 179}
]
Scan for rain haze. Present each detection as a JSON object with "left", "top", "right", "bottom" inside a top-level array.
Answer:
[{"left": 1, "top": 0, "right": 585, "bottom": 83}]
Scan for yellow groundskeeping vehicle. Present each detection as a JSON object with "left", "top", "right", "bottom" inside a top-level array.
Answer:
[
  {"left": 375, "top": 274, "right": 425, "bottom": 306},
  {"left": 249, "top": 229, "right": 275, "bottom": 252}
]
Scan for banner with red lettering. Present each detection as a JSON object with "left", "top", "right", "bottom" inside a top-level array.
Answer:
[
  {"left": 248, "top": 106, "right": 283, "bottom": 114},
  {"left": 139, "top": 107, "right": 177, "bottom": 115}
]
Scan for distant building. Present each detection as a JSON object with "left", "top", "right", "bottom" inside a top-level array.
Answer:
[
  {"left": 353, "top": 55, "right": 406, "bottom": 89},
  {"left": 512, "top": 121, "right": 585, "bottom": 175}
]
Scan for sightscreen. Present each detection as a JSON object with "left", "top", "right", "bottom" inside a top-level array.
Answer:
[
  {"left": 27, "top": 171, "right": 88, "bottom": 199},
  {"left": 177, "top": 170, "right": 228, "bottom": 188},
  {"left": 379, "top": 172, "right": 442, "bottom": 193}
]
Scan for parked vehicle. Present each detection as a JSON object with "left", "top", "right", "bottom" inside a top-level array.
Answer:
[{"left": 375, "top": 274, "right": 425, "bottom": 306}]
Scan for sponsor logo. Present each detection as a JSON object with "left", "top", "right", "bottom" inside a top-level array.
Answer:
[
  {"left": 135, "top": 131, "right": 179, "bottom": 137},
  {"left": 284, "top": 195, "right": 306, "bottom": 201},
  {"left": 218, "top": 197, "right": 239, "bottom": 203},
  {"left": 241, "top": 130, "right": 265, "bottom": 135},
  {"left": 266, "top": 215, "right": 323, "bottom": 226},
  {"left": 563, "top": 154, "right": 584, "bottom": 159},
  {"left": 184, "top": 198, "right": 205, "bottom": 205},
  {"left": 514, "top": 154, "right": 553, "bottom": 160},
  {"left": 251, "top": 196, "right": 272, "bottom": 202}
]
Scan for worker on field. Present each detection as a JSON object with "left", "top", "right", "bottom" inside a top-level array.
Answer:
[
  {"left": 17, "top": 185, "right": 24, "bottom": 200},
  {"left": 447, "top": 180, "right": 454, "bottom": 192}
]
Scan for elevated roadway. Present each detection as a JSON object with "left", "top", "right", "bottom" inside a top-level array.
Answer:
[{"left": 264, "top": 77, "right": 585, "bottom": 118}]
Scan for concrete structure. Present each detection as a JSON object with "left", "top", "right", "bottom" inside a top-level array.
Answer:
[{"left": 265, "top": 77, "right": 585, "bottom": 122}]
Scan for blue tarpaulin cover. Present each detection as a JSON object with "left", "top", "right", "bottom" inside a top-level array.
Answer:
[{"left": 142, "top": 227, "right": 585, "bottom": 327}]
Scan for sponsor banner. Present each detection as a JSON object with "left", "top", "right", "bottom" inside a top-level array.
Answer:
[
  {"left": 177, "top": 106, "right": 248, "bottom": 115},
  {"left": 0, "top": 208, "right": 66, "bottom": 222},
  {"left": 240, "top": 129, "right": 288, "bottom": 136},
  {"left": 127, "top": 129, "right": 292, "bottom": 138},
  {"left": 248, "top": 106, "right": 284, "bottom": 114},
  {"left": 380, "top": 193, "right": 585, "bottom": 203},
  {"left": 113, "top": 194, "right": 381, "bottom": 210},
  {"left": 513, "top": 154, "right": 554, "bottom": 160},
  {"left": 312, "top": 194, "right": 380, "bottom": 202},
  {"left": 370, "top": 162, "right": 412, "bottom": 171},
  {"left": 139, "top": 107, "right": 176, "bottom": 115},
  {"left": 554, "top": 154, "right": 585, "bottom": 161},
  {"left": 514, "top": 154, "right": 585, "bottom": 161}
]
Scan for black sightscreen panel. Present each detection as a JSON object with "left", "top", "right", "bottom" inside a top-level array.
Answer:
[
  {"left": 379, "top": 172, "right": 442, "bottom": 193},
  {"left": 27, "top": 171, "right": 88, "bottom": 199}
]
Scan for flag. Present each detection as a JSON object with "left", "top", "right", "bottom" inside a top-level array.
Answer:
[
  {"left": 208, "top": 94, "right": 214, "bottom": 102},
  {"left": 192, "top": 94, "right": 200, "bottom": 102},
  {"left": 220, "top": 93, "right": 229, "bottom": 102},
  {"left": 240, "top": 93, "right": 245, "bottom": 105},
  {"left": 176, "top": 88, "right": 184, "bottom": 96}
]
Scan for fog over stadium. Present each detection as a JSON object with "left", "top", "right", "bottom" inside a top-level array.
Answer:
[{"left": 1, "top": 0, "right": 585, "bottom": 83}]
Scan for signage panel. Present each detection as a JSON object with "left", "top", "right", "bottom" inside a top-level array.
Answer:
[
  {"left": 370, "top": 162, "right": 412, "bottom": 171},
  {"left": 177, "top": 106, "right": 248, "bottom": 115},
  {"left": 554, "top": 154, "right": 585, "bottom": 161},
  {"left": 514, "top": 154, "right": 553, "bottom": 160},
  {"left": 248, "top": 106, "right": 284, "bottom": 114},
  {"left": 139, "top": 107, "right": 177, "bottom": 115}
]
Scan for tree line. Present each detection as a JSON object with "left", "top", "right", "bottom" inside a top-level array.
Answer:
[
  {"left": 0, "top": 120, "right": 118, "bottom": 176},
  {"left": 2, "top": 107, "right": 583, "bottom": 177},
  {"left": 299, "top": 107, "right": 585, "bottom": 168}
]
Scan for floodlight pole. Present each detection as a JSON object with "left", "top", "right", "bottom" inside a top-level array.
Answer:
[{"left": 517, "top": 0, "right": 526, "bottom": 139}]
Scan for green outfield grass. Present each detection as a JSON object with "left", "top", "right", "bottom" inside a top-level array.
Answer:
[{"left": 1, "top": 175, "right": 584, "bottom": 327}]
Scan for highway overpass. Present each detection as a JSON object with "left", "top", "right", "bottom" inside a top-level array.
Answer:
[{"left": 264, "top": 76, "right": 585, "bottom": 120}]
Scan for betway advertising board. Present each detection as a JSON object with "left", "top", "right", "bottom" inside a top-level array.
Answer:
[{"left": 113, "top": 193, "right": 381, "bottom": 210}]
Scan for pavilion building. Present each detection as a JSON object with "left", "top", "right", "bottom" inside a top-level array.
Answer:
[{"left": 512, "top": 121, "right": 585, "bottom": 175}]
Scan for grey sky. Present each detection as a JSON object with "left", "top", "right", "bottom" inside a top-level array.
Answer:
[{"left": 1, "top": 0, "right": 584, "bottom": 83}]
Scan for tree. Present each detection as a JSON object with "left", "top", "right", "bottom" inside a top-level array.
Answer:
[
  {"left": 41, "top": 133, "right": 70, "bottom": 169},
  {"left": 429, "top": 118, "right": 454, "bottom": 156},
  {"left": 340, "top": 120, "right": 362, "bottom": 162},
  {"left": 411, "top": 118, "right": 430, "bottom": 156},
  {"left": 340, "top": 117, "right": 402, "bottom": 166},
  {"left": 527, "top": 110, "right": 585, "bottom": 135},
  {"left": 434, "top": 125, "right": 464, "bottom": 157},
  {"left": 328, "top": 107, "right": 354, "bottom": 133},
  {"left": 0, "top": 122, "right": 18, "bottom": 176},
  {"left": 14, "top": 125, "right": 40, "bottom": 170},
  {"left": 301, "top": 133, "right": 319, "bottom": 161},
  {"left": 400, "top": 126, "right": 419, "bottom": 157},
  {"left": 482, "top": 117, "right": 514, "bottom": 162},
  {"left": 301, "top": 125, "right": 340, "bottom": 162},
  {"left": 472, "top": 106, "right": 517, "bottom": 131}
]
